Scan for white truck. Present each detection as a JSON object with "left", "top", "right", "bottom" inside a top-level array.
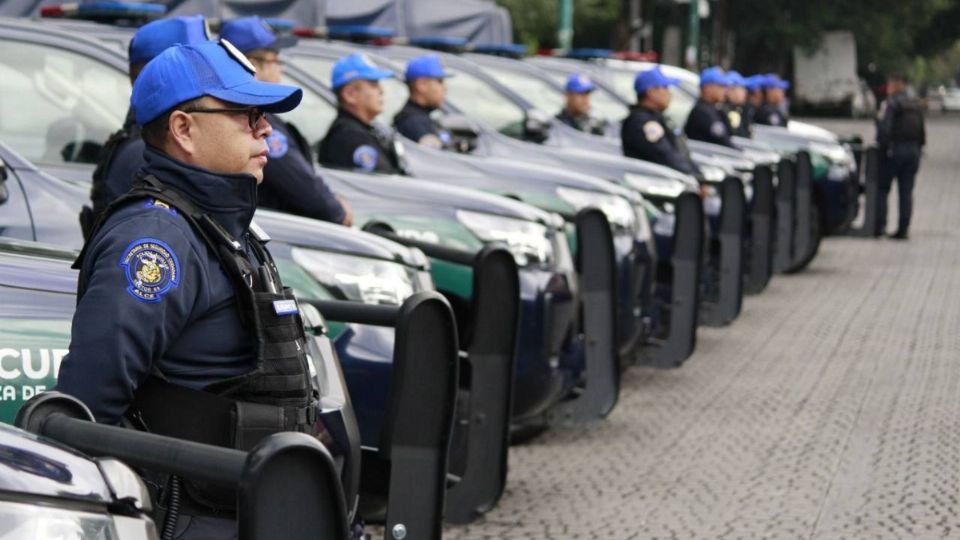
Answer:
[{"left": 793, "top": 30, "right": 875, "bottom": 117}]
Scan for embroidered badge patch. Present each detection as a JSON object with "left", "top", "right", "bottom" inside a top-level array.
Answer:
[
  {"left": 643, "top": 120, "right": 665, "bottom": 142},
  {"left": 266, "top": 131, "right": 289, "bottom": 158},
  {"left": 353, "top": 145, "right": 379, "bottom": 171},
  {"left": 119, "top": 238, "right": 180, "bottom": 303},
  {"left": 728, "top": 110, "right": 742, "bottom": 129},
  {"left": 710, "top": 121, "right": 727, "bottom": 137},
  {"left": 768, "top": 113, "right": 781, "bottom": 126}
]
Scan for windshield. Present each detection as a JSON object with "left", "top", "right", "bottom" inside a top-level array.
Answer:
[
  {"left": 0, "top": 39, "right": 128, "bottom": 164},
  {"left": 481, "top": 64, "right": 566, "bottom": 116},
  {"left": 441, "top": 67, "right": 527, "bottom": 138},
  {"left": 608, "top": 68, "right": 698, "bottom": 126},
  {"left": 540, "top": 68, "right": 629, "bottom": 123},
  {"left": 276, "top": 72, "right": 338, "bottom": 147},
  {"left": 288, "top": 54, "right": 408, "bottom": 129}
]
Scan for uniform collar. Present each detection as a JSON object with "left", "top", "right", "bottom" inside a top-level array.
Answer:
[
  {"left": 141, "top": 146, "right": 258, "bottom": 240},
  {"left": 403, "top": 99, "right": 435, "bottom": 114},
  {"left": 337, "top": 107, "right": 374, "bottom": 129}
]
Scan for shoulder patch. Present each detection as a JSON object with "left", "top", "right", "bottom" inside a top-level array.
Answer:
[
  {"left": 643, "top": 120, "right": 665, "bottom": 142},
  {"left": 438, "top": 130, "right": 452, "bottom": 145},
  {"left": 118, "top": 238, "right": 181, "bottom": 303},
  {"left": 266, "top": 131, "right": 289, "bottom": 158},
  {"left": 710, "top": 121, "right": 727, "bottom": 137},
  {"left": 768, "top": 113, "right": 781, "bottom": 126},
  {"left": 144, "top": 199, "right": 177, "bottom": 216},
  {"left": 353, "top": 144, "right": 379, "bottom": 172}
]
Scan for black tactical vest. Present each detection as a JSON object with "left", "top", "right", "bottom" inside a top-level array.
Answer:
[
  {"left": 75, "top": 175, "right": 319, "bottom": 448},
  {"left": 892, "top": 99, "right": 924, "bottom": 143}
]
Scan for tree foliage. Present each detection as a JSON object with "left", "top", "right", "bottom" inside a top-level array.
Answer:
[{"left": 497, "top": 0, "right": 960, "bottom": 82}]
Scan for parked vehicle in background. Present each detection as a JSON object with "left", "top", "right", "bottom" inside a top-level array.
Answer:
[{"left": 793, "top": 30, "right": 874, "bottom": 117}]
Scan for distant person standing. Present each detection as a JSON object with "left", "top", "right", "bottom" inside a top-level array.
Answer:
[
  {"left": 685, "top": 66, "right": 734, "bottom": 147},
  {"left": 555, "top": 73, "right": 606, "bottom": 135},
  {"left": 756, "top": 74, "right": 790, "bottom": 127},
  {"left": 724, "top": 71, "right": 752, "bottom": 137},
  {"left": 875, "top": 73, "right": 925, "bottom": 240}
]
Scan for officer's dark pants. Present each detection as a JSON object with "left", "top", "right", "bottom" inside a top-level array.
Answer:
[
  {"left": 174, "top": 515, "right": 236, "bottom": 539},
  {"left": 877, "top": 143, "right": 921, "bottom": 235}
]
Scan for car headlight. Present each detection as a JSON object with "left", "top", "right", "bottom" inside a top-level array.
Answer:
[
  {"left": 456, "top": 209, "right": 553, "bottom": 267},
  {"left": 0, "top": 500, "right": 157, "bottom": 540},
  {"left": 701, "top": 164, "right": 726, "bottom": 182},
  {"left": 623, "top": 172, "right": 686, "bottom": 199},
  {"left": 556, "top": 186, "right": 637, "bottom": 233},
  {"left": 808, "top": 141, "right": 849, "bottom": 164},
  {"left": 291, "top": 248, "right": 420, "bottom": 305}
]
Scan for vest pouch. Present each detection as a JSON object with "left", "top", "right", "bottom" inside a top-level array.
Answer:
[{"left": 230, "top": 400, "right": 285, "bottom": 452}]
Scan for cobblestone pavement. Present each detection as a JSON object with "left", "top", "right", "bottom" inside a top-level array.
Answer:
[{"left": 444, "top": 118, "right": 960, "bottom": 539}]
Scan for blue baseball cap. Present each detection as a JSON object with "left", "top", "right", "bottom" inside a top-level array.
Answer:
[
  {"left": 700, "top": 66, "right": 729, "bottom": 87},
  {"left": 744, "top": 75, "right": 766, "bottom": 92},
  {"left": 726, "top": 70, "right": 746, "bottom": 88},
  {"left": 129, "top": 15, "right": 211, "bottom": 65},
  {"left": 634, "top": 66, "right": 680, "bottom": 94},
  {"left": 220, "top": 16, "right": 296, "bottom": 54},
  {"left": 565, "top": 73, "right": 595, "bottom": 93},
  {"left": 404, "top": 54, "right": 449, "bottom": 82},
  {"left": 331, "top": 53, "right": 395, "bottom": 90},
  {"left": 763, "top": 73, "right": 791, "bottom": 90},
  {"left": 131, "top": 40, "right": 303, "bottom": 126}
]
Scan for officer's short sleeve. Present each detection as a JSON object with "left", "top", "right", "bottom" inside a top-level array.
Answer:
[
  {"left": 56, "top": 209, "right": 207, "bottom": 424},
  {"left": 395, "top": 112, "right": 436, "bottom": 144},
  {"left": 262, "top": 137, "right": 347, "bottom": 224}
]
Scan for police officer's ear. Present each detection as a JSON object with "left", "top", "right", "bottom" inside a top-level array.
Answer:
[{"left": 167, "top": 108, "right": 199, "bottom": 156}]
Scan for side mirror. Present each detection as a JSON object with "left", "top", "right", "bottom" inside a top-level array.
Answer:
[
  {"left": 435, "top": 114, "right": 480, "bottom": 154},
  {"left": 0, "top": 158, "right": 8, "bottom": 205},
  {"left": 523, "top": 109, "right": 552, "bottom": 143}
]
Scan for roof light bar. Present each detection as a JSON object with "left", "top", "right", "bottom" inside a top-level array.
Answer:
[
  {"left": 40, "top": 1, "right": 165, "bottom": 22},
  {"left": 470, "top": 43, "right": 528, "bottom": 58}
]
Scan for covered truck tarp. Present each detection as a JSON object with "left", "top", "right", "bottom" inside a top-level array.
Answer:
[
  {"left": 2, "top": 0, "right": 326, "bottom": 26},
  {"left": 326, "top": 0, "right": 512, "bottom": 44}
]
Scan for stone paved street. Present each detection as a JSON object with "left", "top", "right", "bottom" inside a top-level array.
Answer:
[{"left": 443, "top": 117, "right": 960, "bottom": 539}]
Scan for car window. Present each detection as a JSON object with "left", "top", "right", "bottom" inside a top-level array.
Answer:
[
  {"left": 288, "top": 55, "right": 408, "bottom": 131},
  {"left": 0, "top": 39, "right": 128, "bottom": 165},
  {"left": 276, "top": 73, "right": 338, "bottom": 147},
  {"left": 608, "top": 68, "right": 697, "bottom": 126},
  {"left": 481, "top": 64, "right": 566, "bottom": 116},
  {"left": 442, "top": 67, "right": 526, "bottom": 138}
]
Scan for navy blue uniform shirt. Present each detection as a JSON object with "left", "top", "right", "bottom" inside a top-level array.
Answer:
[
  {"left": 555, "top": 109, "right": 606, "bottom": 135},
  {"left": 685, "top": 99, "right": 734, "bottom": 147},
  {"left": 58, "top": 147, "right": 262, "bottom": 424},
  {"left": 755, "top": 102, "right": 788, "bottom": 127},
  {"left": 259, "top": 113, "right": 346, "bottom": 223},
  {"left": 622, "top": 105, "right": 699, "bottom": 176},
  {"left": 876, "top": 90, "right": 926, "bottom": 148},
  {"left": 394, "top": 100, "right": 451, "bottom": 148},
  {"left": 318, "top": 108, "right": 400, "bottom": 173}
]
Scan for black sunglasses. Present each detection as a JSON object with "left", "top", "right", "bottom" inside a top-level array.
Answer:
[{"left": 182, "top": 106, "right": 266, "bottom": 130}]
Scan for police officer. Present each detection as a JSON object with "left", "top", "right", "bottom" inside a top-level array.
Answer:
[
  {"left": 876, "top": 73, "right": 925, "bottom": 239},
  {"left": 221, "top": 16, "right": 353, "bottom": 225},
  {"left": 84, "top": 15, "right": 212, "bottom": 238},
  {"left": 724, "top": 70, "right": 752, "bottom": 137},
  {"left": 745, "top": 74, "right": 766, "bottom": 122},
  {"left": 393, "top": 54, "right": 453, "bottom": 148},
  {"left": 555, "top": 73, "right": 607, "bottom": 135},
  {"left": 685, "top": 66, "right": 735, "bottom": 147},
  {"left": 756, "top": 74, "right": 790, "bottom": 126},
  {"left": 57, "top": 41, "right": 308, "bottom": 538},
  {"left": 622, "top": 66, "right": 700, "bottom": 176},
  {"left": 318, "top": 53, "right": 400, "bottom": 173}
]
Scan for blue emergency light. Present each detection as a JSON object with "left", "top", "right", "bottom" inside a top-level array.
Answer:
[
  {"left": 408, "top": 36, "right": 468, "bottom": 53},
  {"left": 470, "top": 43, "right": 528, "bottom": 58},
  {"left": 40, "top": 1, "right": 165, "bottom": 21},
  {"left": 326, "top": 24, "right": 395, "bottom": 43},
  {"left": 564, "top": 48, "right": 613, "bottom": 59}
]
